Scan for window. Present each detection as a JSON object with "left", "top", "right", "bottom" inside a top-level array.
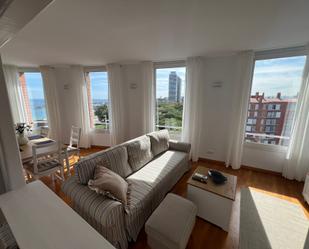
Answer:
[
  {"left": 19, "top": 72, "right": 48, "bottom": 128},
  {"left": 155, "top": 66, "right": 186, "bottom": 140},
  {"left": 85, "top": 71, "right": 109, "bottom": 130},
  {"left": 247, "top": 118, "right": 256, "bottom": 125},
  {"left": 245, "top": 54, "right": 306, "bottom": 146},
  {"left": 266, "top": 119, "right": 276, "bottom": 125}
]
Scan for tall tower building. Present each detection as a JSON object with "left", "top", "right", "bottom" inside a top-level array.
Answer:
[{"left": 168, "top": 71, "right": 182, "bottom": 102}]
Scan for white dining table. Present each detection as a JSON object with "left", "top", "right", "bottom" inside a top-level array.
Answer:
[
  {"left": 19, "top": 136, "right": 70, "bottom": 175},
  {"left": 0, "top": 181, "right": 115, "bottom": 249}
]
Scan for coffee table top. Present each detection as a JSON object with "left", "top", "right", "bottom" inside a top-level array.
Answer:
[{"left": 187, "top": 166, "right": 237, "bottom": 200}]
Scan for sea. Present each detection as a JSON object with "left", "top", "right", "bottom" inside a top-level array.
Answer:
[
  {"left": 29, "top": 99, "right": 108, "bottom": 121},
  {"left": 30, "top": 99, "right": 47, "bottom": 121}
]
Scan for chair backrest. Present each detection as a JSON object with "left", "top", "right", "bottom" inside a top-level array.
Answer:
[
  {"left": 32, "top": 141, "right": 61, "bottom": 174},
  {"left": 69, "top": 126, "right": 81, "bottom": 149},
  {"left": 40, "top": 127, "right": 49, "bottom": 137}
]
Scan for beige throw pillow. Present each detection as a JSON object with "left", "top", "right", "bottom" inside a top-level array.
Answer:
[
  {"left": 147, "top": 129, "right": 170, "bottom": 156},
  {"left": 88, "top": 165, "right": 129, "bottom": 206}
]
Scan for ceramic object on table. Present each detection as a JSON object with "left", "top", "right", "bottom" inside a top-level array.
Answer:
[{"left": 17, "top": 133, "right": 29, "bottom": 146}]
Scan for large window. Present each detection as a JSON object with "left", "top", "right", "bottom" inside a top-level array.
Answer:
[
  {"left": 245, "top": 55, "right": 306, "bottom": 146},
  {"left": 19, "top": 72, "right": 48, "bottom": 127},
  {"left": 85, "top": 71, "right": 109, "bottom": 130},
  {"left": 155, "top": 66, "right": 186, "bottom": 140}
]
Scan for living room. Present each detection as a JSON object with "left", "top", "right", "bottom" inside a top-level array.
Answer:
[{"left": 0, "top": 1, "right": 309, "bottom": 249}]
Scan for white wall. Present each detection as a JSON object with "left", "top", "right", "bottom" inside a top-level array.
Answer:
[
  {"left": 50, "top": 58, "right": 287, "bottom": 172},
  {"left": 242, "top": 143, "right": 286, "bottom": 172},
  {"left": 194, "top": 55, "right": 287, "bottom": 173},
  {"left": 122, "top": 64, "right": 144, "bottom": 140},
  {"left": 53, "top": 64, "right": 144, "bottom": 147},
  {"left": 54, "top": 66, "right": 112, "bottom": 147},
  {"left": 198, "top": 55, "right": 239, "bottom": 162},
  {"left": 0, "top": 57, "right": 25, "bottom": 192}
]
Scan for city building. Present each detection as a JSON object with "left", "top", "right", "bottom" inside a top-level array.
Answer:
[
  {"left": 168, "top": 71, "right": 182, "bottom": 102},
  {"left": 245, "top": 92, "right": 297, "bottom": 146}
]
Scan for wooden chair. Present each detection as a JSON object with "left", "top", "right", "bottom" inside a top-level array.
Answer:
[
  {"left": 24, "top": 141, "right": 64, "bottom": 183},
  {"left": 40, "top": 126, "right": 49, "bottom": 137},
  {"left": 63, "top": 126, "right": 81, "bottom": 176}
]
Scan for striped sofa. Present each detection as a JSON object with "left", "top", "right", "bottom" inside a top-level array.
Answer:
[{"left": 62, "top": 130, "right": 191, "bottom": 249}]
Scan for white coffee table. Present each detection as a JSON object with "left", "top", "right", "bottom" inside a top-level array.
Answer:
[{"left": 187, "top": 166, "right": 237, "bottom": 231}]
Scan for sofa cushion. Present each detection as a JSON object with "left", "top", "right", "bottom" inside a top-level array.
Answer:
[
  {"left": 88, "top": 166, "right": 129, "bottom": 205},
  {"left": 126, "top": 135, "right": 153, "bottom": 172},
  {"left": 125, "top": 150, "right": 189, "bottom": 241},
  {"left": 75, "top": 146, "right": 132, "bottom": 184},
  {"left": 148, "top": 130, "right": 170, "bottom": 156}
]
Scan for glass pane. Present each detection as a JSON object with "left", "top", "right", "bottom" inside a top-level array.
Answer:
[
  {"left": 24, "top": 72, "right": 47, "bottom": 123},
  {"left": 89, "top": 72, "right": 109, "bottom": 129},
  {"left": 245, "top": 56, "right": 306, "bottom": 146},
  {"left": 155, "top": 67, "right": 186, "bottom": 140}
]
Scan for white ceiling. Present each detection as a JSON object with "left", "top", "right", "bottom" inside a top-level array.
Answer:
[{"left": 1, "top": 0, "right": 309, "bottom": 67}]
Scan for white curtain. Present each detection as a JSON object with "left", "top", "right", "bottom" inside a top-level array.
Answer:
[
  {"left": 182, "top": 57, "right": 204, "bottom": 161},
  {"left": 70, "top": 66, "right": 91, "bottom": 148},
  {"left": 225, "top": 51, "right": 254, "bottom": 169},
  {"left": 3, "top": 65, "right": 27, "bottom": 124},
  {"left": 283, "top": 47, "right": 309, "bottom": 181},
  {"left": 107, "top": 63, "right": 126, "bottom": 145},
  {"left": 141, "top": 61, "right": 155, "bottom": 134},
  {"left": 40, "top": 66, "right": 62, "bottom": 141}
]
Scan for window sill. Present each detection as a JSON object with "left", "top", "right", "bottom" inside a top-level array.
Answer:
[
  {"left": 244, "top": 141, "right": 288, "bottom": 153},
  {"left": 91, "top": 128, "right": 110, "bottom": 134}
]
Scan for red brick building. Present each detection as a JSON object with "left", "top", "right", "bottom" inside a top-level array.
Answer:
[{"left": 246, "top": 92, "right": 297, "bottom": 146}]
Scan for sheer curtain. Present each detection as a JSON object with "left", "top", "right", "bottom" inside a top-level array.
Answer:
[
  {"left": 107, "top": 63, "right": 126, "bottom": 145},
  {"left": 283, "top": 47, "right": 309, "bottom": 181},
  {"left": 3, "top": 65, "right": 27, "bottom": 124},
  {"left": 40, "top": 66, "right": 62, "bottom": 141},
  {"left": 225, "top": 51, "right": 254, "bottom": 169},
  {"left": 141, "top": 61, "right": 155, "bottom": 134},
  {"left": 70, "top": 66, "right": 91, "bottom": 148},
  {"left": 182, "top": 57, "right": 204, "bottom": 161}
]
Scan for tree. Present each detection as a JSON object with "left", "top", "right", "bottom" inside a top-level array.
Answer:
[
  {"left": 95, "top": 104, "right": 109, "bottom": 122},
  {"left": 157, "top": 102, "right": 183, "bottom": 128}
]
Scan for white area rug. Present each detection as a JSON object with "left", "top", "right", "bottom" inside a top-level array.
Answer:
[{"left": 240, "top": 188, "right": 309, "bottom": 249}]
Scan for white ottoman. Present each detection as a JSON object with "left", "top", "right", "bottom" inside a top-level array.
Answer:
[{"left": 145, "top": 193, "right": 197, "bottom": 249}]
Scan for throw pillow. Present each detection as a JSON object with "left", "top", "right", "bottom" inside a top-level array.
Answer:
[
  {"left": 126, "top": 135, "right": 153, "bottom": 172},
  {"left": 147, "top": 129, "right": 170, "bottom": 156},
  {"left": 88, "top": 165, "right": 129, "bottom": 206}
]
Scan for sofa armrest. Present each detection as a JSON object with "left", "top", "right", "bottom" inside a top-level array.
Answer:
[
  {"left": 61, "top": 176, "right": 128, "bottom": 249},
  {"left": 168, "top": 140, "right": 191, "bottom": 153}
]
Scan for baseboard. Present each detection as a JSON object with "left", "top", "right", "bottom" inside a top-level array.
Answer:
[
  {"left": 240, "top": 165, "right": 281, "bottom": 176},
  {"left": 198, "top": 157, "right": 281, "bottom": 176},
  {"left": 198, "top": 157, "right": 226, "bottom": 166},
  {"left": 90, "top": 145, "right": 110, "bottom": 150}
]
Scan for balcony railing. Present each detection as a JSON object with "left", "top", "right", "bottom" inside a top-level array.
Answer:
[
  {"left": 245, "top": 132, "right": 290, "bottom": 146},
  {"left": 94, "top": 120, "right": 109, "bottom": 130},
  {"left": 155, "top": 125, "right": 182, "bottom": 140}
]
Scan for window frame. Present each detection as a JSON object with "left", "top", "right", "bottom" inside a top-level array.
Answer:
[
  {"left": 244, "top": 47, "right": 307, "bottom": 151},
  {"left": 153, "top": 61, "right": 186, "bottom": 140},
  {"left": 18, "top": 68, "right": 48, "bottom": 130},
  {"left": 84, "top": 67, "right": 110, "bottom": 134}
]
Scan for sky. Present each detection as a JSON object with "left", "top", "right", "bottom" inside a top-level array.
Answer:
[
  {"left": 89, "top": 71, "right": 109, "bottom": 100},
  {"left": 156, "top": 67, "right": 186, "bottom": 98},
  {"left": 25, "top": 55, "right": 306, "bottom": 101},
  {"left": 251, "top": 55, "right": 306, "bottom": 98},
  {"left": 24, "top": 72, "right": 44, "bottom": 99}
]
